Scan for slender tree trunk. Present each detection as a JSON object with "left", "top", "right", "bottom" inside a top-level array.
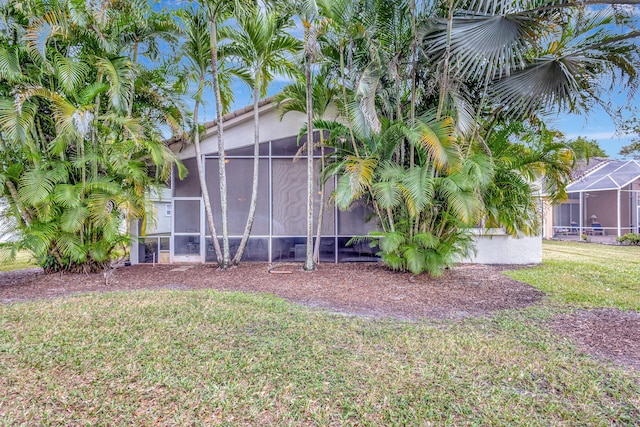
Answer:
[
  {"left": 194, "top": 95, "right": 223, "bottom": 262},
  {"left": 313, "top": 141, "right": 325, "bottom": 263},
  {"left": 233, "top": 82, "right": 261, "bottom": 265},
  {"left": 397, "top": 100, "right": 404, "bottom": 164},
  {"left": 80, "top": 138, "right": 86, "bottom": 246},
  {"left": 340, "top": 44, "right": 359, "bottom": 158},
  {"left": 409, "top": 0, "right": 417, "bottom": 168},
  {"left": 127, "top": 40, "right": 139, "bottom": 119},
  {"left": 93, "top": 78, "right": 101, "bottom": 178},
  {"left": 209, "top": 18, "right": 231, "bottom": 268},
  {"left": 304, "top": 24, "right": 315, "bottom": 271},
  {"left": 437, "top": 0, "right": 454, "bottom": 121},
  {"left": 4, "top": 179, "right": 31, "bottom": 226}
]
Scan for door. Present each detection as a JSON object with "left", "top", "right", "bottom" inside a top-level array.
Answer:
[{"left": 172, "top": 198, "right": 204, "bottom": 263}]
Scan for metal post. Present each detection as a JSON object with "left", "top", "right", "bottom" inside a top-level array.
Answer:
[
  {"left": 579, "top": 192, "right": 584, "bottom": 237},
  {"left": 617, "top": 189, "right": 622, "bottom": 237}
]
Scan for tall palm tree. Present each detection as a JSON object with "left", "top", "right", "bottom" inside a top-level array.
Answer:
[
  {"left": 179, "top": 7, "right": 223, "bottom": 262},
  {"left": 423, "top": 0, "right": 640, "bottom": 129},
  {"left": 113, "top": 0, "right": 180, "bottom": 119},
  {"left": 283, "top": 0, "right": 321, "bottom": 271},
  {"left": 200, "top": 0, "right": 254, "bottom": 269},
  {"left": 0, "top": 0, "right": 184, "bottom": 272},
  {"left": 275, "top": 73, "right": 337, "bottom": 262},
  {"left": 223, "top": 9, "right": 301, "bottom": 265}
]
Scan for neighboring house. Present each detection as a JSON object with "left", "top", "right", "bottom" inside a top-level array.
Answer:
[
  {"left": 131, "top": 100, "right": 542, "bottom": 265},
  {"left": 552, "top": 158, "right": 640, "bottom": 241}
]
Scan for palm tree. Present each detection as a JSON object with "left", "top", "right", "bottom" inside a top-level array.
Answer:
[
  {"left": 113, "top": 0, "right": 180, "bottom": 119},
  {"left": 200, "top": 0, "right": 254, "bottom": 269},
  {"left": 282, "top": 0, "right": 321, "bottom": 271},
  {"left": 422, "top": 1, "right": 640, "bottom": 129},
  {"left": 318, "top": 112, "right": 486, "bottom": 275},
  {"left": 223, "top": 9, "right": 301, "bottom": 265},
  {"left": 0, "top": 0, "right": 184, "bottom": 272},
  {"left": 275, "top": 73, "right": 337, "bottom": 263},
  {"left": 179, "top": 7, "right": 223, "bottom": 263},
  {"left": 481, "top": 120, "right": 574, "bottom": 236}
]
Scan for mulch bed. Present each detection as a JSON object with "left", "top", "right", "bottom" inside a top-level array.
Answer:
[
  {"left": 0, "top": 263, "right": 543, "bottom": 319},
  {"left": 1, "top": 263, "right": 639, "bottom": 371},
  {"left": 551, "top": 309, "right": 640, "bottom": 371}
]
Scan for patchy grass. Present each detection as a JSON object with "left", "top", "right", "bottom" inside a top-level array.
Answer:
[
  {"left": 1, "top": 290, "right": 639, "bottom": 426},
  {"left": 506, "top": 240, "right": 640, "bottom": 311},
  {"left": 0, "top": 251, "right": 37, "bottom": 272}
]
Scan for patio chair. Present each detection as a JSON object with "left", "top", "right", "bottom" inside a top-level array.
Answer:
[
  {"left": 570, "top": 221, "right": 578, "bottom": 234},
  {"left": 591, "top": 222, "right": 605, "bottom": 236}
]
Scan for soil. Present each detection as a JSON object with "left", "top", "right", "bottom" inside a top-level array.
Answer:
[
  {"left": 1, "top": 262, "right": 638, "bottom": 371},
  {"left": 551, "top": 309, "right": 640, "bottom": 371}
]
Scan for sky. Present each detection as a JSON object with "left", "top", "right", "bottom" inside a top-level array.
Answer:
[{"left": 553, "top": 111, "right": 636, "bottom": 159}]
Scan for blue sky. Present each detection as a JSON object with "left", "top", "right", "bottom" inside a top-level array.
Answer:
[{"left": 552, "top": 108, "right": 637, "bottom": 158}]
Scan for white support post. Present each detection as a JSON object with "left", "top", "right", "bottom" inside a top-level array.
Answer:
[
  {"left": 579, "top": 192, "right": 584, "bottom": 236},
  {"left": 617, "top": 189, "right": 622, "bottom": 237},
  {"left": 130, "top": 218, "right": 139, "bottom": 265}
]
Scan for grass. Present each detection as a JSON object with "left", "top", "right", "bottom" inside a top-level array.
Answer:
[
  {"left": 506, "top": 240, "right": 640, "bottom": 311},
  {"left": 0, "top": 250, "right": 36, "bottom": 272},
  {"left": 1, "top": 240, "right": 639, "bottom": 425}
]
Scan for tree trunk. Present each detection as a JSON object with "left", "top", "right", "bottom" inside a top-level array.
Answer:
[
  {"left": 313, "top": 137, "right": 330, "bottom": 263},
  {"left": 4, "top": 179, "right": 31, "bottom": 226},
  {"left": 194, "top": 95, "right": 223, "bottom": 262},
  {"left": 409, "top": 0, "right": 417, "bottom": 168},
  {"left": 0, "top": 138, "right": 33, "bottom": 227},
  {"left": 340, "top": 44, "right": 359, "bottom": 158},
  {"left": 127, "top": 40, "right": 139, "bottom": 120},
  {"left": 437, "top": 0, "right": 454, "bottom": 121},
  {"left": 304, "top": 24, "right": 315, "bottom": 272},
  {"left": 209, "top": 18, "right": 231, "bottom": 268},
  {"left": 232, "top": 82, "right": 261, "bottom": 265}
]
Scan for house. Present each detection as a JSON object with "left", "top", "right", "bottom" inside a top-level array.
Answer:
[
  {"left": 131, "top": 100, "right": 542, "bottom": 265},
  {"left": 552, "top": 158, "right": 640, "bottom": 242}
]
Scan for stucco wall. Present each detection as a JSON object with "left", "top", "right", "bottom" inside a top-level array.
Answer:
[
  {"left": 177, "top": 106, "right": 309, "bottom": 159},
  {"left": 143, "top": 103, "right": 543, "bottom": 266},
  {"left": 462, "top": 231, "right": 542, "bottom": 264}
]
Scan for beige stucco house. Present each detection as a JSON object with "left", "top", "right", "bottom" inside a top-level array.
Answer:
[{"left": 131, "top": 100, "right": 542, "bottom": 265}]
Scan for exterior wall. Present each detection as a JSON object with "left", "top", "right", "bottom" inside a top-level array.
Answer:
[
  {"left": 541, "top": 197, "right": 553, "bottom": 239},
  {"left": 145, "top": 202, "right": 172, "bottom": 235},
  {"left": 132, "top": 103, "right": 543, "bottom": 266},
  {"left": 177, "top": 106, "right": 309, "bottom": 159},
  {"left": 464, "top": 231, "right": 542, "bottom": 264}
]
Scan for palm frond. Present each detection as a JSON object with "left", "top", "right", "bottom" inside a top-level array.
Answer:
[{"left": 96, "top": 56, "right": 133, "bottom": 114}]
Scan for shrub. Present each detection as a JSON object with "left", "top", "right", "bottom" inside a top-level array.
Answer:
[{"left": 616, "top": 233, "right": 640, "bottom": 246}]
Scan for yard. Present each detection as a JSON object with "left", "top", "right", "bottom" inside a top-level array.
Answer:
[{"left": 0, "top": 241, "right": 639, "bottom": 425}]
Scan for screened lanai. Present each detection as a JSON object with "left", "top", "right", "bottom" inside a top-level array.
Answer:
[
  {"left": 553, "top": 160, "right": 640, "bottom": 241},
  {"left": 138, "top": 133, "right": 380, "bottom": 264},
  {"left": 131, "top": 99, "right": 544, "bottom": 265}
]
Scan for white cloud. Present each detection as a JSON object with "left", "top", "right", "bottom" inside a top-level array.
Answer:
[{"left": 563, "top": 130, "right": 634, "bottom": 140}]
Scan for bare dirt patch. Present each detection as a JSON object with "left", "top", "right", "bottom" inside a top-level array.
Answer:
[
  {"left": 552, "top": 309, "right": 640, "bottom": 370},
  {"left": 0, "top": 263, "right": 543, "bottom": 319}
]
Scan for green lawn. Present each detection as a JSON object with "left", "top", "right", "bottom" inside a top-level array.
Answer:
[
  {"left": 0, "top": 250, "right": 36, "bottom": 272},
  {"left": 1, "top": 241, "right": 639, "bottom": 425},
  {"left": 506, "top": 240, "right": 640, "bottom": 311}
]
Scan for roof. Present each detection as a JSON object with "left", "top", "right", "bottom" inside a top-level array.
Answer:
[
  {"left": 167, "top": 96, "right": 277, "bottom": 153},
  {"left": 566, "top": 159, "right": 640, "bottom": 192},
  {"left": 570, "top": 157, "right": 612, "bottom": 181}
]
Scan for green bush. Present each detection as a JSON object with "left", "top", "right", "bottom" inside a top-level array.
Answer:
[{"left": 616, "top": 233, "right": 640, "bottom": 245}]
